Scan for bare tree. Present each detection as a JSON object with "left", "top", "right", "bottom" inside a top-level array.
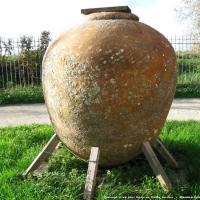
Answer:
[{"left": 177, "top": 0, "right": 200, "bottom": 34}]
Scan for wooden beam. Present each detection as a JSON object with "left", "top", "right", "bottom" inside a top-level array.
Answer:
[
  {"left": 81, "top": 6, "right": 131, "bottom": 15},
  {"left": 23, "top": 133, "right": 60, "bottom": 177},
  {"left": 84, "top": 147, "right": 100, "bottom": 200},
  {"left": 142, "top": 142, "right": 172, "bottom": 191},
  {"left": 153, "top": 138, "right": 179, "bottom": 169}
]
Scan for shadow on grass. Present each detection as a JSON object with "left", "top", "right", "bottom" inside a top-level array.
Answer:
[{"left": 44, "top": 139, "right": 200, "bottom": 199}]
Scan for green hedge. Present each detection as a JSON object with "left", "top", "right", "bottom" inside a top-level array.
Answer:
[
  {"left": 175, "top": 84, "right": 200, "bottom": 98},
  {"left": 0, "top": 86, "right": 44, "bottom": 105},
  {"left": 0, "top": 84, "right": 200, "bottom": 105}
]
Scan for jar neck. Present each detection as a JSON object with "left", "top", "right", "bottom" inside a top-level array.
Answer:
[{"left": 87, "top": 12, "right": 139, "bottom": 21}]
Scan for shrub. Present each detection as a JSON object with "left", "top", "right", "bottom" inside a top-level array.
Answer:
[{"left": 0, "top": 86, "right": 44, "bottom": 105}]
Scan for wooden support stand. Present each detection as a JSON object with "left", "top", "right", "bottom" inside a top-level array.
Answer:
[
  {"left": 142, "top": 138, "right": 179, "bottom": 191},
  {"left": 23, "top": 135, "right": 178, "bottom": 199},
  {"left": 84, "top": 147, "right": 100, "bottom": 200},
  {"left": 142, "top": 142, "right": 172, "bottom": 191},
  {"left": 23, "top": 133, "right": 60, "bottom": 177},
  {"left": 152, "top": 138, "right": 179, "bottom": 169}
]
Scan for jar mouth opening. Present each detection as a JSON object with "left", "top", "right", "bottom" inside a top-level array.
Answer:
[{"left": 81, "top": 6, "right": 139, "bottom": 21}]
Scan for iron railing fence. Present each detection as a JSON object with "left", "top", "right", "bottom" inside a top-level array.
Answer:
[
  {"left": 0, "top": 35, "right": 200, "bottom": 89},
  {"left": 0, "top": 38, "right": 45, "bottom": 88},
  {"left": 170, "top": 35, "right": 200, "bottom": 85}
]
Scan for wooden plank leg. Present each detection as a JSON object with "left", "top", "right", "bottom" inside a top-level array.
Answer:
[
  {"left": 152, "top": 138, "right": 179, "bottom": 169},
  {"left": 142, "top": 142, "right": 172, "bottom": 191},
  {"left": 84, "top": 147, "right": 100, "bottom": 200},
  {"left": 23, "top": 133, "right": 60, "bottom": 178}
]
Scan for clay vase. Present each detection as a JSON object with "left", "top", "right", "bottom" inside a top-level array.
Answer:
[{"left": 42, "top": 7, "right": 177, "bottom": 167}]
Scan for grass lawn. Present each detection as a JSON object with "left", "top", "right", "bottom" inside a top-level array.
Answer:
[{"left": 0, "top": 121, "right": 200, "bottom": 199}]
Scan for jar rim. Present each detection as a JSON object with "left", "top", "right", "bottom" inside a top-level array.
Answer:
[{"left": 81, "top": 6, "right": 131, "bottom": 15}]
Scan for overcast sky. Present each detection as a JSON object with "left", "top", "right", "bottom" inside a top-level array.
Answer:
[{"left": 0, "top": 0, "right": 189, "bottom": 39}]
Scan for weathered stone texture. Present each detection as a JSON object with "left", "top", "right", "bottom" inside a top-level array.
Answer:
[{"left": 42, "top": 11, "right": 177, "bottom": 167}]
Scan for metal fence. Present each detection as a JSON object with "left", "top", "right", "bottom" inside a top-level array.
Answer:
[
  {"left": 170, "top": 35, "right": 200, "bottom": 85},
  {"left": 0, "top": 37, "right": 45, "bottom": 88},
  {"left": 0, "top": 35, "right": 200, "bottom": 89}
]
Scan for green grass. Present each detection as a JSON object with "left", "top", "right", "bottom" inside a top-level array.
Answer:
[
  {"left": 0, "top": 85, "right": 44, "bottom": 105},
  {"left": 0, "top": 121, "right": 200, "bottom": 199}
]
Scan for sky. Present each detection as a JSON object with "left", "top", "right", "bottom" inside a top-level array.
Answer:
[{"left": 0, "top": 0, "right": 190, "bottom": 39}]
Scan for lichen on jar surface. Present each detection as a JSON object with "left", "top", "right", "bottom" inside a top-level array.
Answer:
[{"left": 42, "top": 7, "right": 177, "bottom": 167}]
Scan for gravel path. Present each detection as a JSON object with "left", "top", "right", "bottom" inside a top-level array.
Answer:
[{"left": 0, "top": 99, "right": 200, "bottom": 127}]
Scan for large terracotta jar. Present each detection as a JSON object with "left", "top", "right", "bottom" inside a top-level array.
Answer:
[{"left": 42, "top": 6, "right": 177, "bottom": 167}]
